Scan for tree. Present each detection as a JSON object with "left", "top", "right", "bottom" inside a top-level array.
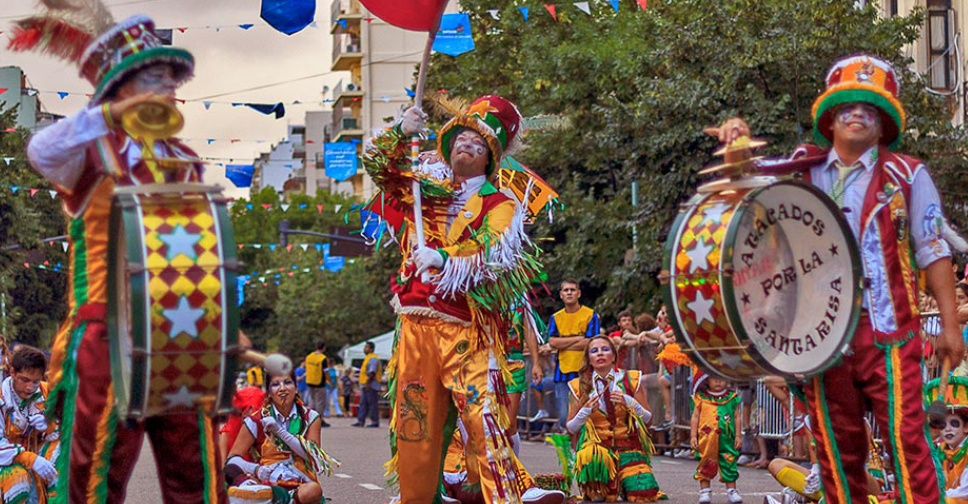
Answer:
[{"left": 425, "top": 0, "right": 968, "bottom": 324}]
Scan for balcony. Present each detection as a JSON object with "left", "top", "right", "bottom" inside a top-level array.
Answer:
[
  {"left": 331, "top": 33, "right": 362, "bottom": 72},
  {"left": 332, "top": 116, "right": 363, "bottom": 142},
  {"left": 332, "top": 79, "right": 364, "bottom": 107},
  {"left": 330, "top": 0, "right": 362, "bottom": 34}
]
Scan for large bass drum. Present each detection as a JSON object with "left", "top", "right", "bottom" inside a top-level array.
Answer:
[
  {"left": 663, "top": 178, "right": 863, "bottom": 381},
  {"left": 108, "top": 183, "right": 239, "bottom": 419}
]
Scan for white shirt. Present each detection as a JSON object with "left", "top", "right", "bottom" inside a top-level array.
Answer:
[{"left": 446, "top": 175, "right": 486, "bottom": 230}]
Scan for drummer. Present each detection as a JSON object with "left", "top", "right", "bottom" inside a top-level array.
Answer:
[
  {"left": 714, "top": 54, "right": 964, "bottom": 504},
  {"left": 15, "top": 12, "right": 225, "bottom": 504}
]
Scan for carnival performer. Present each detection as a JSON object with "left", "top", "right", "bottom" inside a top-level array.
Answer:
[
  {"left": 715, "top": 54, "right": 965, "bottom": 504},
  {"left": 566, "top": 336, "right": 663, "bottom": 502},
  {"left": 224, "top": 367, "right": 338, "bottom": 504},
  {"left": 690, "top": 374, "right": 743, "bottom": 504},
  {"left": 0, "top": 346, "right": 59, "bottom": 503},
  {"left": 926, "top": 375, "right": 968, "bottom": 503},
  {"left": 13, "top": 3, "right": 226, "bottom": 501},
  {"left": 362, "top": 94, "right": 558, "bottom": 504}
]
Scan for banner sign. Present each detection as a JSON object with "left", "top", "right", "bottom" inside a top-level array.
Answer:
[
  {"left": 433, "top": 14, "right": 475, "bottom": 57},
  {"left": 324, "top": 142, "right": 358, "bottom": 182}
]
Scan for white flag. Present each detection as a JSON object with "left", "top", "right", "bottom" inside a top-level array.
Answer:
[
  {"left": 334, "top": 204, "right": 342, "bottom": 213},
  {"left": 300, "top": 244, "right": 309, "bottom": 251},
  {"left": 61, "top": 242, "right": 69, "bottom": 252},
  {"left": 281, "top": 204, "right": 290, "bottom": 212},
  {"left": 48, "top": 190, "right": 57, "bottom": 198},
  {"left": 487, "top": 9, "right": 500, "bottom": 20},
  {"left": 575, "top": 2, "right": 591, "bottom": 14}
]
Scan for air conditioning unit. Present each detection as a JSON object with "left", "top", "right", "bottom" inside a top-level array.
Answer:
[
  {"left": 346, "top": 83, "right": 360, "bottom": 92},
  {"left": 346, "top": 44, "right": 359, "bottom": 53}
]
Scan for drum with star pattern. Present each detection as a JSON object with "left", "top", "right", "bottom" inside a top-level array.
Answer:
[
  {"left": 108, "top": 184, "right": 240, "bottom": 418},
  {"left": 663, "top": 179, "right": 863, "bottom": 381}
]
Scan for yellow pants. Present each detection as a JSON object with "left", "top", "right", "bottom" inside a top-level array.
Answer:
[{"left": 394, "top": 315, "right": 521, "bottom": 504}]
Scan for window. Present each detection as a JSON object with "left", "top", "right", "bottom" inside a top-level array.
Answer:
[{"left": 926, "top": 0, "right": 954, "bottom": 90}]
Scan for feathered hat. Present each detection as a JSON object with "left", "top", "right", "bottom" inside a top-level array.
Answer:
[
  {"left": 924, "top": 376, "right": 968, "bottom": 417},
  {"left": 433, "top": 93, "right": 523, "bottom": 177},
  {"left": 8, "top": 0, "right": 194, "bottom": 104},
  {"left": 811, "top": 54, "right": 905, "bottom": 151}
]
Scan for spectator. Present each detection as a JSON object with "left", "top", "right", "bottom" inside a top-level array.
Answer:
[
  {"left": 527, "top": 345, "right": 556, "bottom": 427},
  {"left": 634, "top": 313, "right": 661, "bottom": 374},
  {"left": 295, "top": 363, "right": 308, "bottom": 403},
  {"left": 324, "top": 360, "right": 343, "bottom": 418},
  {"left": 304, "top": 341, "right": 331, "bottom": 428},
  {"left": 547, "top": 279, "right": 601, "bottom": 431},
  {"left": 353, "top": 341, "right": 381, "bottom": 428},
  {"left": 246, "top": 363, "right": 263, "bottom": 388},
  {"left": 340, "top": 367, "right": 355, "bottom": 418}
]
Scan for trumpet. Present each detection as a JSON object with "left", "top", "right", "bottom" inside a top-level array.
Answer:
[{"left": 120, "top": 96, "right": 184, "bottom": 142}]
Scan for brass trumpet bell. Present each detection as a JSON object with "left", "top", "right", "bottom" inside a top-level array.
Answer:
[{"left": 121, "top": 98, "right": 184, "bottom": 141}]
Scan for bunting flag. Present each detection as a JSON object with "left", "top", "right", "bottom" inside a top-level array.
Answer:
[
  {"left": 261, "top": 0, "right": 316, "bottom": 35},
  {"left": 545, "top": 4, "right": 557, "bottom": 21},
  {"left": 519, "top": 6, "right": 530, "bottom": 21},
  {"left": 487, "top": 9, "right": 500, "bottom": 20},
  {"left": 242, "top": 102, "right": 286, "bottom": 119},
  {"left": 574, "top": 1, "right": 590, "bottom": 14},
  {"left": 225, "top": 164, "right": 255, "bottom": 188}
]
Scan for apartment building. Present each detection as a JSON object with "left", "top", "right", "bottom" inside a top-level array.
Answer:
[{"left": 0, "top": 66, "right": 61, "bottom": 131}]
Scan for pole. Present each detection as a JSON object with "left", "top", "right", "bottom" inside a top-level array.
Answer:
[
  {"left": 1, "top": 292, "right": 5, "bottom": 336},
  {"left": 631, "top": 181, "right": 639, "bottom": 255}
]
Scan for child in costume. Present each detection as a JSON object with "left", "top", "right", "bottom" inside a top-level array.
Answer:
[
  {"left": 0, "top": 346, "right": 59, "bottom": 503},
  {"left": 926, "top": 375, "right": 968, "bottom": 503},
  {"left": 691, "top": 374, "right": 742, "bottom": 504},
  {"left": 566, "top": 336, "right": 664, "bottom": 503},
  {"left": 225, "top": 367, "right": 338, "bottom": 504}
]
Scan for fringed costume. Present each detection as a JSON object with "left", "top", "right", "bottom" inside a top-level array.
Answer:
[
  {"left": 567, "top": 370, "right": 664, "bottom": 502},
  {"left": 692, "top": 388, "right": 741, "bottom": 484},
  {"left": 363, "top": 95, "right": 545, "bottom": 504},
  {"left": 14, "top": 6, "right": 225, "bottom": 502},
  {"left": 0, "top": 379, "right": 60, "bottom": 503},
  {"left": 926, "top": 376, "right": 968, "bottom": 504}
]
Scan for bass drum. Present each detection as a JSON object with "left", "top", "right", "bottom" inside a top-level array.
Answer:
[
  {"left": 108, "top": 183, "right": 239, "bottom": 419},
  {"left": 663, "top": 178, "right": 863, "bottom": 381}
]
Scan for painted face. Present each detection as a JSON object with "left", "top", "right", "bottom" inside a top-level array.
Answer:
[
  {"left": 450, "top": 129, "right": 490, "bottom": 175},
  {"left": 588, "top": 339, "right": 615, "bottom": 369},
  {"left": 942, "top": 414, "right": 968, "bottom": 447},
  {"left": 559, "top": 283, "right": 580, "bottom": 305},
  {"left": 122, "top": 64, "right": 178, "bottom": 98},
  {"left": 831, "top": 102, "right": 882, "bottom": 146},
  {"left": 12, "top": 368, "right": 43, "bottom": 400},
  {"left": 268, "top": 374, "right": 296, "bottom": 408}
]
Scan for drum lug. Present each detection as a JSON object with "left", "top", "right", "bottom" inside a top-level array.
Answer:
[
  {"left": 223, "top": 259, "right": 244, "bottom": 272},
  {"left": 127, "top": 263, "right": 146, "bottom": 274}
]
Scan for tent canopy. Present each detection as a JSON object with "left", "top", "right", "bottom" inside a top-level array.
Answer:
[{"left": 340, "top": 330, "right": 394, "bottom": 365}]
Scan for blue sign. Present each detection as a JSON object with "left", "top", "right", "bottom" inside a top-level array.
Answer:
[
  {"left": 260, "top": 0, "right": 316, "bottom": 35},
  {"left": 225, "top": 164, "right": 254, "bottom": 188},
  {"left": 237, "top": 275, "right": 248, "bottom": 306},
  {"left": 432, "top": 14, "right": 475, "bottom": 57},
  {"left": 324, "top": 142, "right": 358, "bottom": 182},
  {"left": 324, "top": 255, "right": 345, "bottom": 272}
]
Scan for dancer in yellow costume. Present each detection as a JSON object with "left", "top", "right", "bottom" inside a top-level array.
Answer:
[
  {"left": 926, "top": 375, "right": 968, "bottom": 503},
  {"left": 566, "top": 336, "right": 664, "bottom": 502},
  {"left": 690, "top": 374, "right": 742, "bottom": 504}
]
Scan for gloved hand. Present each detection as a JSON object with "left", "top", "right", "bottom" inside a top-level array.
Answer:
[
  {"left": 400, "top": 107, "right": 428, "bottom": 136},
  {"left": 256, "top": 464, "right": 274, "bottom": 482},
  {"left": 803, "top": 463, "right": 821, "bottom": 494},
  {"left": 260, "top": 416, "right": 282, "bottom": 435},
  {"left": 413, "top": 246, "right": 445, "bottom": 277},
  {"left": 32, "top": 456, "right": 57, "bottom": 485},
  {"left": 28, "top": 414, "right": 47, "bottom": 432}
]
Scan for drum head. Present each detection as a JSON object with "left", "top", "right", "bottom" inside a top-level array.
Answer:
[{"left": 721, "top": 181, "right": 862, "bottom": 378}]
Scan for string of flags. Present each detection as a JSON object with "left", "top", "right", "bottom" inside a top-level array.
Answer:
[
  {"left": 229, "top": 201, "right": 343, "bottom": 214},
  {"left": 0, "top": 184, "right": 59, "bottom": 199},
  {"left": 480, "top": 0, "right": 647, "bottom": 21}
]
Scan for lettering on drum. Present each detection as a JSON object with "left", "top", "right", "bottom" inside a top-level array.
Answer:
[
  {"left": 743, "top": 203, "right": 826, "bottom": 250},
  {"left": 753, "top": 277, "right": 843, "bottom": 356}
]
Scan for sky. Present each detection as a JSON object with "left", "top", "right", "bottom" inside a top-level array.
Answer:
[{"left": 1, "top": 0, "right": 349, "bottom": 199}]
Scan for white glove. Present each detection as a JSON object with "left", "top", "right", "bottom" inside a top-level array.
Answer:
[
  {"left": 32, "top": 456, "right": 56, "bottom": 485},
  {"left": 28, "top": 414, "right": 47, "bottom": 432},
  {"left": 256, "top": 464, "right": 274, "bottom": 481},
  {"left": 413, "top": 246, "right": 445, "bottom": 277},
  {"left": 400, "top": 106, "right": 428, "bottom": 136},
  {"left": 624, "top": 394, "right": 652, "bottom": 423},
  {"left": 803, "top": 463, "right": 821, "bottom": 494},
  {"left": 260, "top": 416, "right": 282, "bottom": 435}
]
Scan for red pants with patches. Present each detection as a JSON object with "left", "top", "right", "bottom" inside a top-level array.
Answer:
[
  {"left": 804, "top": 317, "right": 940, "bottom": 504},
  {"left": 64, "top": 313, "right": 226, "bottom": 503}
]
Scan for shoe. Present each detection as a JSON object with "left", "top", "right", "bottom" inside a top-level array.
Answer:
[
  {"left": 727, "top": 488, "right": 743, "bottom": 504},
  {"left": 737, "top": 454, "right": 753, "bottom": 465},
  {"left": 351, "top": 422, "right": 364, "bottom": 427},
  {"left": 699, "top": 488, "right": 712, "bottom": 504},
  {"left": 656, "top": 419, "right": 673, "bottom": 431},
  {"left": 367, "top": 423, "right": 380, "bottom": 428},
  {"left": 528, "top": 410, "right": 550, "bottom": 423},
  {"left": 675, "top": 448, "right": 693, "bottom": 459},
  {"left": 321, "top": 420, "right": 331, "bottom": 428},
  {"left": 440, "top": 494, "right": 460, "bottom": 504},
  {"left": 781, "top": 488, "right": 806, "bottom": 504},
  {"left": 521, "top": 487, "right": 565, "bottom": 504}
]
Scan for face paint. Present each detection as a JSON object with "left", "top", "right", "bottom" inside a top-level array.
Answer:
[
  {"left": 588, "top": 345, "right": 613, "bottom": 355},
  {"left": 835, "top": 103, "right": 879, "bottom": 128},
  {"left": 129, "top": 65, "right": 177, "bottom": 96},
  {"left": 942, "top": 413, "right": 968, "bottom": 447},
  {"left": 454, "top": 132, "right": 487, "bottom": 158}
]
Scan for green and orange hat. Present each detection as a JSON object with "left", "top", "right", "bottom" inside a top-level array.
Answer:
[
  {"left": 811, "top": 54, "right": 905, "bottom": 151},
  {"left": 437, "top": 95, "right": 523, "bottom": 177},
  {"left": 925, "top": 376, "right": 968, "bottom": 417}
]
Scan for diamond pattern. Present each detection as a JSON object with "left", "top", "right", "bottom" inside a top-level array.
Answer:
[{"left": 140, "top": 196, "right": 226, "bottom": 414}]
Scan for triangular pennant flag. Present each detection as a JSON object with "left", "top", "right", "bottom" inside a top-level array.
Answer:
[
  {"left": 280, "top": 204, "right": 290, "bottom": 212},
  {"left": 268, "top": 244, "right": 277, "bottom": 251},
  {"left": 364, "top": 17, "right": 374, "bottom": 23},
  {"left": 57, "top": 92, "right": 69, "bottom": 100},
  {"left": 0, "top": 88, "right": 7, "bottom": 95},
  {"left": 315, "top": 244, "right": 323, "bottom": 252},
  {"left": 261, "top": 204, "right": 272, "bottom": 210},
  {"left": 574, "top": 1, "right": 591, "bottom": 14},
  {"left": 300, "top": 244, "right": 309, "bottom": 251},
  {"left": 518, "top": 6, "right": 529, "bottom": 21},
  {"left": 299, "top": 203, "right": 307, "bottom": 209},
  {"left": 10, "top": 186, "right": 19, "bottom": 193},
  {"left": 29, "top": 188, "right": 39, "bottom": 197},
  {"left": 61, "top": 242, "right": 69, "bottom": 252},
  {"left": 316, "top": 204, "right": 323, "bottom": 214},
  {"left": 253, "top": 244, "right": 262, "bottom": 249},
  {"left": 177, "top": 27, "right": 188, "bottom": 32},
  {"left": 636, "top": 0, "right": 647, "bottom": 9},
  {"left": 3, "top": 128, "right": 16, "bottom": 133},
  {"left": 207, "top": 139, "right": 215, "bottom": 144},
  {"left": 544, "top": 5, "right": 557, "bottom": 21},
  {"left": 259, "top": 276, "right": 266, "bottom": 283},
  {"left": 48, "top": 190, "right": 57, "bottom": 198},
  {"left": 288, "top": 271, "right": 294, "bottom": 277},
  {"left": 203, "top": 101, "right": 213, "bottom": 110},
  {"left": 238, "top": 244, "right": 244, "bottom": 249},
  {"left": 286, "top": 244, "right": 293, "bottom": 252},
  {"left": 334, "top": 204, "right": 342, "bottom": 213},
  {"left": 2, "top": 158, "right": 13, "bottom": 165},
  {"left": 609, "top": 0, "right": 619, "bottom": 12},
  {"left": 246, "top": 203, "right": 253, "bottom": 210},
  {"left": 238, "top": 23, "right": 255, "bottom": 30},
  {"left": 487, "top": 9, "right": 500, "bottom": 20},
  {"left": 338, "top": 20, "right": 348, "bottom": 29}
]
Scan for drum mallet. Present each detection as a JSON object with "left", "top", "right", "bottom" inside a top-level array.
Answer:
[
  {"left": 242, "top": 350, "right": 294, "bottom": 377},
  {"left": 928, "top": 360, "right": 951, "bottom": 429}
]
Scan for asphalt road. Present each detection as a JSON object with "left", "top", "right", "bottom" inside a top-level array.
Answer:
[{"left": 126, "top": 415, "right": 787, "bottom": 503}]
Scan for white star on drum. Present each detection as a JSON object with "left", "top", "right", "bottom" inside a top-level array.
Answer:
[
  {"left": 687, "top": 291, "right": 716, "bottom": 326},
  {"left": 163, "top": 296, "right": 206, "bottom": 339},
  {"left": 718, "top": 350, "right": 744, "bottom": 370},
  {"left": 158, "top": 224, "right": 202, "bottom": 261},
  {"left": 702, "top": 203, "right": 731, "bottom": 223},
  {"left": 163, "top": 384, "right": 202, "bottom": 408},
  {"left": 686, "top": 237, "right": 715, "bottom": 273}
]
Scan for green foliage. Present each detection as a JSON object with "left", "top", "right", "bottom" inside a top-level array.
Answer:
[
  {"left": 0, "top": 107, "right": 68, "bottom": 347},
  {"left": 427, "top": 0, "right": 968, "bottom": 321}
]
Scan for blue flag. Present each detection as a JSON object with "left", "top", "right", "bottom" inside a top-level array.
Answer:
[
  {"left": 245, "top": 102, "right": 286, "bottom": 119},
  {"left": 432, "top": 14, "right": 475, "bottom": 57},
  {"left": 324, "top": 255, "right": 345, "bottom": 272},
  {"left": 360, "top": 210, "right": 387, "bottom": 242},
  {"left": 324, "top": 142, "right": 358, "bottom": 181},
  {"left": 261, "top": 0, "right": 316, "bottom": 35},
  {"left": 225, "top": 164, "right": 254, "bottom": 188}
]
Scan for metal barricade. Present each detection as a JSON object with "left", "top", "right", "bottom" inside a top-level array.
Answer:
[
  {"left": 754, "top": 379, "right": 795, "bottom": 440},
  {"left": 920, "top": 311, "right": 942, "bottom": 383}
]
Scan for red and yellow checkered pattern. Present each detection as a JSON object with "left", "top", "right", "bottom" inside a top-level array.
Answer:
[
  {"left": 141, "top": 195, "right": 224, "bottom": 415},
  {"left": 672, "top": 193, "right": 760, "bottom": 379}
]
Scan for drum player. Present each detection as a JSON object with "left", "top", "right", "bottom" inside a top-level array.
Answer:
[
  {"left": 712, "top": 54, "right": 965, "bottom": 504},
  {"left": 14, "top": 6, "right": 227, "bottom": 503}
]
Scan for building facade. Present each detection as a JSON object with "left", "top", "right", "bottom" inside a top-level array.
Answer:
[{"left": 0, "top": 66, "right": 60, "bottom": 131}]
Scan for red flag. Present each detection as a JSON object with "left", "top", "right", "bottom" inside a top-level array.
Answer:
[
  {"left": 636, "top": 0, "right": 647, "bottom": 9},
  {"left": 261, "top": 203, "right": 272, "bottom": 210},
  {"left": 0, "top": 88, "right": 7, "bottom": 95},
  {"left": 544, "top": 4, "right": 557, "bottom": 21},
  {"left": 29, "top": 188, "right": 39, "bottom": 197},
  {"left": 316, "top": 204, "right": 324, "bottom": 214},
  {"left": 358, "top": 0, "right": 450, "bottom": 31}
]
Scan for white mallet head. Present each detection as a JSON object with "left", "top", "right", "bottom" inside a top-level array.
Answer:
[{"left": 265, "top": 353, "right": 293, "bottom": 376}]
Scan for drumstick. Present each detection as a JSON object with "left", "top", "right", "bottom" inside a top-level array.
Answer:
[
  {"left": 240, "top": 350, "right": 293, "bottom": 377},
  {"left": 928, "top": 360, "right": 952, "bottom": 429}
]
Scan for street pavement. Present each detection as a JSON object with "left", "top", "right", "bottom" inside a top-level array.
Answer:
[{"left": 126, "top": 415, "right": 786, "bottom": 503}]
